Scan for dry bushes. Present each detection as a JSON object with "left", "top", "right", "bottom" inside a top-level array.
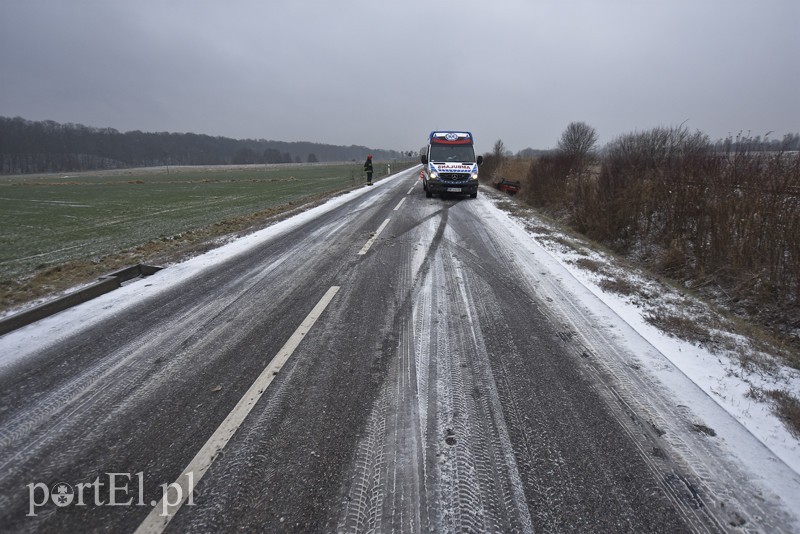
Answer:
[
  {"left": 766, "top": 390, "right": 800, "bottom": 438},
  {"left": 522, "top": 126, "right": 800, "bottom": 345},
  {"left": 520, "top": 151, "right": 577, "bottom": 209}
]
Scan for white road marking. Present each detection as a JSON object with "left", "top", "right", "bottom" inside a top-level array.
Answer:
[
  {"left": 357, "top": 218, "right": 390, "bottom": 256},
  {"left": 393, "top": 198, "right": 406, "bottom": 211},
  {"left": 134, "top": 286, "right": 340, "bottom": 534},
  {"left": 407, "top": 186, "right": 415, "bottom": 195}
]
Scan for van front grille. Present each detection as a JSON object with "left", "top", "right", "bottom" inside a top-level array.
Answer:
[{"left": 441, "top": 173, "right": 469, "bottom": 181}]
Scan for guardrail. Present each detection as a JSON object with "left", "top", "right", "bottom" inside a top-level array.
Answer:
[{"left": 0, "top": 264, "right": 162, "bottom": 336}]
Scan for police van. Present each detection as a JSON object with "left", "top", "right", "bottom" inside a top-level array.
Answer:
[{"left": 420, "top": 131, "right": 483, "bottom": 198}]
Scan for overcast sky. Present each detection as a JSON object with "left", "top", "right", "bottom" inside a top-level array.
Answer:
[{"left": 1, "top": 0, "right": 798, "bottom": 154}]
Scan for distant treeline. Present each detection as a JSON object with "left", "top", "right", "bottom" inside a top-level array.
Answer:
[{"left": 0, "top": 116, "right": 413, "bottom": 174}]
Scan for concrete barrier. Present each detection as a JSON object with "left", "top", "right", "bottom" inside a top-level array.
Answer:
[{"left": 0, "top": 264, "right": 162, "bottom": 336}]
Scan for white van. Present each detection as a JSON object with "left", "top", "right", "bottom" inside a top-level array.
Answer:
[{"left": 420, "top": 131, "right": 483, "bottom": 198}]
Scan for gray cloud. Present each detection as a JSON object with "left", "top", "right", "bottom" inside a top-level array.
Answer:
[{"left": 2, "top": 0, "right": 798, "bottom": 154}]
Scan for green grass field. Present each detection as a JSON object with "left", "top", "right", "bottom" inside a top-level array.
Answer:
[{"left": 0, "top": 163, "right": 385, "bottom": 281}]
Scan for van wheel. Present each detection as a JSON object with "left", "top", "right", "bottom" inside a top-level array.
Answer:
[
  {"left": 426, "top": 189, "right": 433, "bottom": 198},
  {"left": 470, "top": 192, "right": 478, "bottom": 199}
]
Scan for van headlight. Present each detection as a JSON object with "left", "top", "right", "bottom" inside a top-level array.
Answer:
[
  {"left": 470, "top": 172, "right": 479, "bottom": 180},
  {"left": 429, "top": 171, "right": 439, "bottom": 180}
]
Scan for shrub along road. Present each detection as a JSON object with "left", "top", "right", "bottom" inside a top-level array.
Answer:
[{"left": 0, "top": 167, "right": 796, "bottom": 532}]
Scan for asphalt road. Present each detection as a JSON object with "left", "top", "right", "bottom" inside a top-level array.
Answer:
[{"left": 0, "top": 167, "right": 794, "bottom": 532}]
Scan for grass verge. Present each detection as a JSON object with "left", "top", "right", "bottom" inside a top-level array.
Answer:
[{"left": 1, "top": 163, "right": 410, "bottom": 316}]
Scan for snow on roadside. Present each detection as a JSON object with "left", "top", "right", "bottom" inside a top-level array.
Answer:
[{"left": 480, "top": 190, "right": 800, "bottom": 478}]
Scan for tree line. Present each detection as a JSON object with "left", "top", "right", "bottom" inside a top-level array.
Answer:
[{"left": 0, "top": 116, "right": 411, "bottom": 174}]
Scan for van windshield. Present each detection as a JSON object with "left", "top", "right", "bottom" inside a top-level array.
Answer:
[{"left": 430, "top": 144, "right": 475, "bottom": 163}]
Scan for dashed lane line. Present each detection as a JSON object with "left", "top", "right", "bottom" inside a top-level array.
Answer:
[
  {"left": 134, "top": 286, "right": 341, "bottom": 534},
  {"left": 358, "top": 218, "right": 390, "bottom": 256},
  {"left": 393, "top": 198, "right": 406, "bottom": 211}
]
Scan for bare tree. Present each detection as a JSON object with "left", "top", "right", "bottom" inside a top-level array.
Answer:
[
  {"left": 493, "top": 139, "right": 506, "bottom": 160},
  {"left": 557, "top": 122, "right": 598, "bottom": 159}
]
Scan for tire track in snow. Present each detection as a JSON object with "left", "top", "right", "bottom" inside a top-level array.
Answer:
[
  {"left": 432, "top": 243, "right": 533, "bottom": 534},
  {"left": 336, "top": 208, "right": 533, "bottom": 533}
]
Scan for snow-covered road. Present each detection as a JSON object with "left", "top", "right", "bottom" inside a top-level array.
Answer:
[{"left": 1, "top": 166, "right": 797, "bottom": 532}]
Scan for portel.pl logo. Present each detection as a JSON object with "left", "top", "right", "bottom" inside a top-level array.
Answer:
[{"left": 27, "top": 472, "right": 194, "bottom": 517}]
